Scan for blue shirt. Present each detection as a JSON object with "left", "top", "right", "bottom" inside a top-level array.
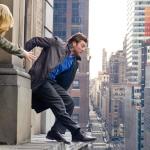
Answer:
[{"left": 48, "top": 55, "right": 75, "bottom": 80}]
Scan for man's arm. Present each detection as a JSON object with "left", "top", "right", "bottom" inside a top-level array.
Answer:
[
  {"left": 0, "top": 36, "right": 25, "bottom": 58},
  {"left": 25, "top": 37, "right": 56, "bottom": 51}
]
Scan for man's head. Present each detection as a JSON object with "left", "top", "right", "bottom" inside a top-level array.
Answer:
[
  {"left": 67, "top": 32, "right": 88, "bottom": 56},
  {"left": 0, "top": 4, "right": 14, "bottom": 36}
]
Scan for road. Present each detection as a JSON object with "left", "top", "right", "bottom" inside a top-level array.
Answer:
[
  {"left": 89, "top": 108, "right": 108, "bottom": 150},
  {"left": 89, "top": 104, "right": 125, "bottom": 150}
]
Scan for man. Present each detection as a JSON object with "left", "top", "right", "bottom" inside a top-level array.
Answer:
[{"left": 25, "top": 33, "right": 96, "bottom": 144}]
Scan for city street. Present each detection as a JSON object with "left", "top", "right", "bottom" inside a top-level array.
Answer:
[
  {"left": 89, "top": 105, "right": 108, "bottom": 150},
  {"left": 88, "top": 104, "right": 125, "bottom": 150}
]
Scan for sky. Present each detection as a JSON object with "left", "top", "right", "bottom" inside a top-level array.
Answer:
[{"left": 89, "top": 0, "right": 127, "bottom": 79}]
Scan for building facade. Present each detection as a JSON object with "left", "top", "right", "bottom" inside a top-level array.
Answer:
[
  {"left": 109, "top": 50, "right": 126, "bottom": 138},
  {"left": 125, "top": 2, "right": 150, "bottom": 149},
  {"left": 109, "top": 50, "right": 126, "bottom": 84},
  {"left": 0, "top": 0, "right": 54, "bottom": 144},
  {"left": 53, "top": 0, "right": 90, "bottom": 127},
  {"left": 102, "top": 48, "right": 108, "bottom": 73},
  {"left": 144, "top": 6, "right": 150, "bottom": 150},
  {"left": 126, "top": 0, "right": 150, "bottom": 84},
  {"left": 124, "top": 86, "right": 137, "bottom": 150},
  {"left": 144, "top": 44, "right": 150, "bottom": 150}
]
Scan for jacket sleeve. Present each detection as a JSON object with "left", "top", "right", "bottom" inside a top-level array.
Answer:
[
  {"left": 0, "top": 36, "right": 25, "bottom": 58},
  {"left": 25, "top": 37, "right": 56, "bottom": 51}
]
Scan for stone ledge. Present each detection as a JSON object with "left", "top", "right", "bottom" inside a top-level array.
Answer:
[{"left": 0, "top": 134, "right": 89, "bottom": 150}]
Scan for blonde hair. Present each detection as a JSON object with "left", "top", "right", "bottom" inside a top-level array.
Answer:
[{"left": 0, "top": 4, "right": 14, "bottom": 34}]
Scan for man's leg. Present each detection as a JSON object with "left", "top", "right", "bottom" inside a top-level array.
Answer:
[
  {"left": 33, "top": 80, "right": 96, "bottom": 143},
  {"left": 34, "top": 80, "right": 79, "bottom": 133},
  {"left": 50, "top": 83, "right": 75, "bottom": 134}
]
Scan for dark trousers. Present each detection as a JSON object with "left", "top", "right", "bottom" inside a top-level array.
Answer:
[{"left": 32, "top": 80, "right": 79, "bottom": 134}]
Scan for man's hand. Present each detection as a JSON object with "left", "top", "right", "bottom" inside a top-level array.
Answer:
[{"left": 23, "top": 51, "right": 36, "bottom": 61}]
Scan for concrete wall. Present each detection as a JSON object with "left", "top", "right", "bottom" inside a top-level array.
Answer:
[
  {"left": 25, "top": 0, "right": 55, "bottom": 135},
  {"left": 0, "top": 0, "right": 55, "bottom": 144},
  {"left": 0, "top": 0, "right": 31, "bottom": 144}
]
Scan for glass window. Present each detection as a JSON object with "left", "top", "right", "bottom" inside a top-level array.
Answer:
[
  {"left": 71, "top": 27, "right": 81, "bottom": 35},
  {"left": 72, "top": 97, "right": 80, "bottom": 106},
  {"left": 114, "top": 109, "right": 118, "bottom": 112},
  {"left": 45, "top": 1, "right": 53, "bottom": 30},
  {"left": 72, "top": 17, "right": 81, "bottom": 24},
  {"left": 72, "top": 114, "right": 79, "bottom": 123},
  {"left": 72, "top": 80, "right": 80, "bottom": 89}
]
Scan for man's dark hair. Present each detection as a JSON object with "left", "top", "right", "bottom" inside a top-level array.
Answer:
[{"left": 67, "top": 32, "right": 88, "bottom": 45}]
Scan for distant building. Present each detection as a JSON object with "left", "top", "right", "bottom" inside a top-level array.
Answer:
[
  {"left": 126, "top": 0, "right": 150, "bottom": 84},
  {"left": 102, "top": 48, "right": 107, "bottom": 73},
  {"left": 124, "top": 86, "right": 137, "bottom": 150},
  {"left": 109, "top": 50, "right": 126, "bottom": 84},
  {"left": 144, "top": 44, "right": 150, "bottom": 150},
  {"left": 125, "top": 2, "right": 150, "bottom": 149},
  {"left": 98, "top": 72, "right": 110, "bottom": 119},
  {"left": 53, "top": 0, "right": 90, "bottom": 127},
  {"left": 108, "top": 50, "right": 126, "bottom": 137}
]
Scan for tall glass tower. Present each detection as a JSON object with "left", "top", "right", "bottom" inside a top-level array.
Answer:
[{"left": 126, "top": 0, "right": 150, "bottom": 84}]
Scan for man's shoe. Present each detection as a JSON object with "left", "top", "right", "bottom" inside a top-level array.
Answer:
[
  {"left": 46, "top": 130, "right": 70, "bottom": 144},
  {"left": 72, "top": 129, "right": 97, "bottom": 142}
]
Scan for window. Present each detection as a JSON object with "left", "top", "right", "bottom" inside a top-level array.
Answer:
[
  {"left": 72, "top": 80, "right": 80, "bottom": 89},
  {"left": 72, "top": 0, "right": 81, "bottom": 25},
  {"left": 44, "top": 0, "right": 53, "bottom": 37},
  {"left": 72, "top": 17, "right": 81, "bottom": 24},
  {"left": 71, "top": 27, "right": 81, "bottom": 35},
  {"left": 72, "top": 114, "right": 79, "bottom": 123},
  {"left": 114, "top": 109, "right": 118, "bottom": 112},
  {"left": 72, "top": 97, "right": 80, "bottom": 107}
]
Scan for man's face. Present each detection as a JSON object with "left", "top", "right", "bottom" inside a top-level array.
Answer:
[{"left": 72, "top": 40, "right": 87, "bottom": 56}]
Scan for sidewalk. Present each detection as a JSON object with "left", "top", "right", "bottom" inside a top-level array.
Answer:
[{"left": 0, "top": 134, "right": 89, "bottom": 150}]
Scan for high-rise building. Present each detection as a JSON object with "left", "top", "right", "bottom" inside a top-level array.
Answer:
[
  {"left": 53, "top": 0, "right": 90, "bottom": 127},
  {"left": 124, "top": 86, "right": 137, "bottom": 150},
  {"left": 108, "top": 50, "right": 126, "bottom": 138},
  {"left": 143, "top": 9, "right": 150, "bottom": 150},
  {"left": 126, "top": 0, "right": 150, "bottom": 84},
  {"left": 124, "top": 43, "right": 147, "bottom": 150},
  {"left": 144, "top": 44, "right": 150, "bottom": 150},
  {"left": 102, "top": 48, "right": 107, "bottom": 73},
  {"left": 109, "top": 51, "right": 126, "bottom": 84},
  {"left": 98, "top": 72, "right": 110, "bottom": 124},
  {"left": 125, "top": 2, "right": 150, "bottom": 149}
]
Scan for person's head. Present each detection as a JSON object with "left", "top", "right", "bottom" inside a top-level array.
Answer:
[
  {"left": 0, "top": 4, "right": 14, "bottom": 37},
  {"left": 67, "top": 32, "right": 88, "bottom": 56}
]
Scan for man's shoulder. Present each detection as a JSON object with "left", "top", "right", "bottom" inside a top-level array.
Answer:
[{"left": 54, "top": 36, "right": 66, "bottom": 45}]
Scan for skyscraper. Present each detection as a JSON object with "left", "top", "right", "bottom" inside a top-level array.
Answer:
[
  {"left": 126, "top": 0, "right": 150, "bottom": 84},
  {"left": 109, "top": 51, "right": 126, "bottom": 84},
  {"left": 53, "top": 0, "right": 90, "bottom": 127},
  {"left": 144, "top": 7, "right": 150, "bottom": 150},
  {"left": 102, "top": 48, "right": 107, "bottom": 73},
  {"left": 109, "top": 50, "right": 126, "bottom": 138},
  {"left": 125, "top": 1, "right": 150, "bottom": 149}
]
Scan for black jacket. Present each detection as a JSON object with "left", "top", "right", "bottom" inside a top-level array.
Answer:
[{"left": 25, "top": 36, "right": 67, "bottom": 92}]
